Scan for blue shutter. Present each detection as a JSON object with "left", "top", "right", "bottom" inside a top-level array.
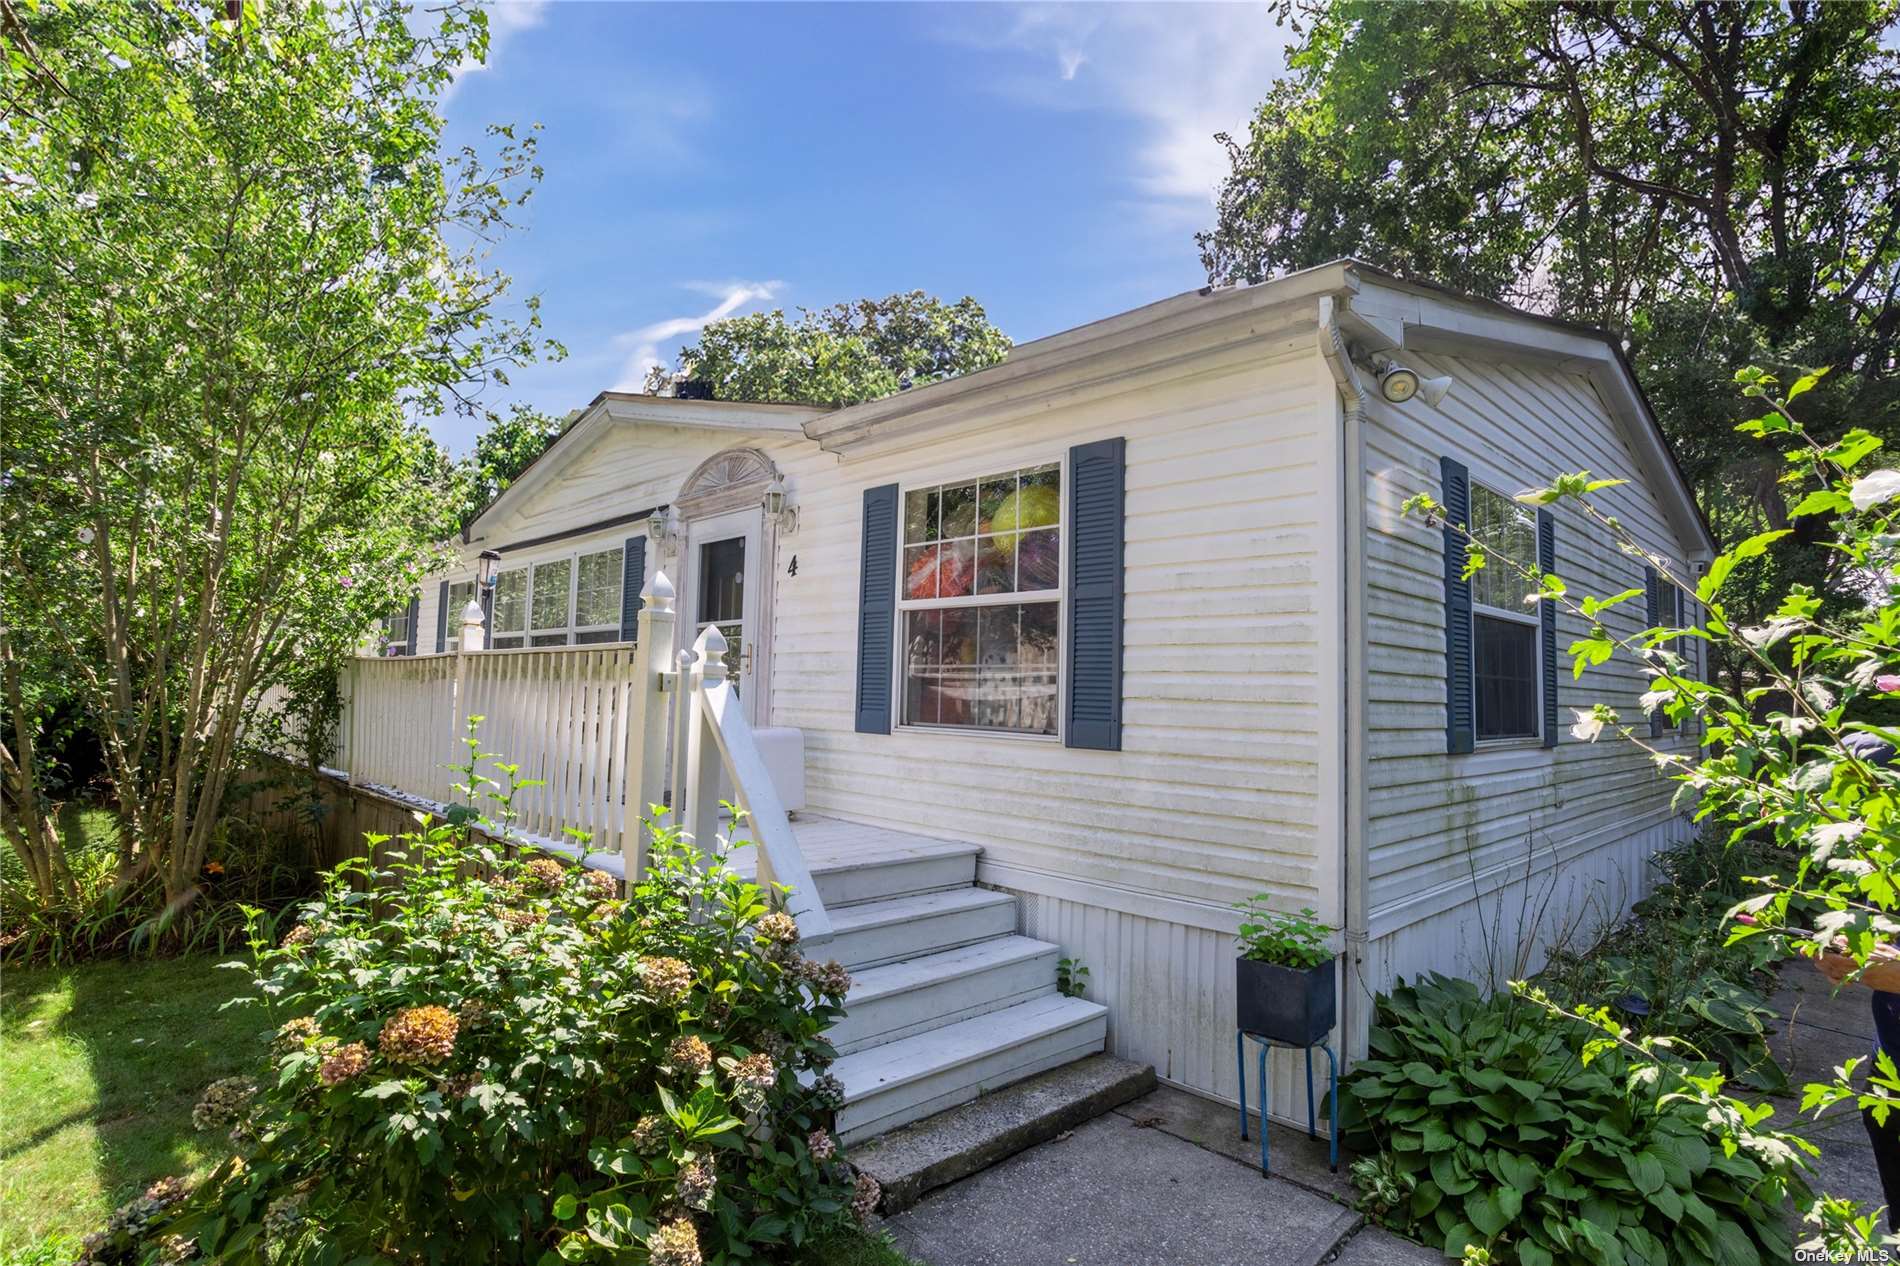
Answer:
[
  {"left": 1066, "top": 437, "right": 1126, "bottom": 751},
  {"left": 855, "top": 484, "right": 899, "bottom": 734},
  {"left": 434, "top": 581, "right": 450, "bottom": 653},
  {"left": 1441, "top": 457, "right": 1474, "bottom": 754},
  {"left": 1645, "top": 565, "right": 1664, "bottom": 737},
  {"left": 1537, "top": 510, "right": 1557, "bottom": 748},
  {"left": 620, "top": 537, "right": 647, "bottom": 643},
  {"left": 403, "top": 594, "right": 420, "bottom": 656}
]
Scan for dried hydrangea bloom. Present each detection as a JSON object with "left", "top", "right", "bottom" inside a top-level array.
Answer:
[
  {"left": 677, "top": 1159, "right": 716, "bottom": 1211},
  {"left": 647, "top": 1217, "right": 702, "bottom": 1266},
  {"left": 851, "top": 1171, "right": 881, "bottom": 1224},
  {"left": 79, "top": 1177, "right": 193, "bottom": 1265},
  {"left": 523, "top": 857, "right": 565, "bottom": 891},
  {"left": 753, "top": 910, "right": 798, "bottom": 944},
  {"left": 445, "top": 1072, "right": 483, "bottom": 1099},
  {"left": 588, "top": 899, "right": 626, "bottom": 923},
  {"left": 262, "top": 1192, "right": 306, "bottom": 1239},
  {"left": 191, "top": 1076, "right": 256, "bottom": 1131},
  {"left": 456, "top": 999, "right": 487, "bottom": 1029},
  {"left": 280, "top": 923, "right": 315, "bottom": 948},
  {"left": 629, "top": 1113, "right": 668, "bottom": 1154},
  {"left": 731, "top": 1052, "right": 776, "bottom": 1091},
  {"left": 667, "top": 1034, "right": 713, "bottom": 1077},
  {"left": 641, "top": 956, "right": 694, "bottom": 1006},
  {"left": 798, "top": 957, "right": 852, "bottom": 1000},
  {"left": 499, "top": 907, "right": 545, "bottom": 932},
  {"left": 317, "top": 1041, "right": 369, "bottom": 1087},
  {"left": 581, "top": 868, "right": 617, "bottom": 900},
  {"left": 807, "top": 1127, "right": 836, "bottom": 1161},
  {"left": 379, "top": 1004, "right": 459, "bottom": 1066},
  {"left": 274, "top": 1016, "right": 320, "bottom": 1049},
  {"left": 810, "top": 1072, "right": 846, "bottom": 1109}
]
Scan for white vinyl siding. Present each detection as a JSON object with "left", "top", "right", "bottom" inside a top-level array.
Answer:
[{"left": 1360, "top": 348, "right": 1699, "bottom": 948}]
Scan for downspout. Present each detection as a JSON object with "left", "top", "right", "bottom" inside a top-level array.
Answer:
[{"left": 1317, "top": 295, "right": 1372, "bottom": 1064}]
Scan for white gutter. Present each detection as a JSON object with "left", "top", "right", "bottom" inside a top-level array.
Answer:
[{"left": 1317, "top": 295, "right": 1373, "bottom": 1063}]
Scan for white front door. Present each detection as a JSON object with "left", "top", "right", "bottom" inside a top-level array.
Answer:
[{"left": 681, "top": 508, "right": 765, "bottom": 722}]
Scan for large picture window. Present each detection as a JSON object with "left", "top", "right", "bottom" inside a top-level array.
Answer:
[
  {"left": 485, "top": 545, "right": 624, "bottom": 651},
  {"left": 899, "top": 463, "right": 1061, "bottom": 735},
  {"left": 1468, "top": 482, "right": 1541, "bottom": 741}
]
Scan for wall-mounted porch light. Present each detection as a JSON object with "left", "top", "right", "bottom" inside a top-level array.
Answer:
[
  {"left": 762, "top": 475, "right": 797, "bottom": 535},
  {"left": 646, "top": 506, "right": 680, "bottom": 551}
]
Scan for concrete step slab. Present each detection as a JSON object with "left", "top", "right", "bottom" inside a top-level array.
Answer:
[{"left": 854, "top": 1053, "right": 1155, "bottom": 1213}]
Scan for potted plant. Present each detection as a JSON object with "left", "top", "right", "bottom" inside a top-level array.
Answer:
[{"left": 1234, "top": 898, "right": 1337, "bottom": 1045}]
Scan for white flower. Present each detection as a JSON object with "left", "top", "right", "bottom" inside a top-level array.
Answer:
[
  {"left": 1850, "top": 469, "right": 1900, "bottom": 512},
  {"left": 75, "top": 191, "right": 98, "bottom": 211},
  {"left": 1569, "top": 709, "right": 1606, "bottom": 743}
]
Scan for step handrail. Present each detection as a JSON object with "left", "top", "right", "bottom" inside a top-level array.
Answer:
[{"left": 680, "top": 622, "right": 832, "bottom": 942}]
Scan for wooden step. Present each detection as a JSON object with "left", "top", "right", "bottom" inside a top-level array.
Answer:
[
  {"left": 723, "top": 834, "right": 979, "bottom": 909},
  {"left": 820, "top": 887, "right": 1018, "bottom": 970},
  {"left": 832, "top": 936, "right": 1061, "bottom": 1055},
  {"left": 830, "top": 993, "right": 1109, "bottom": 1145}
]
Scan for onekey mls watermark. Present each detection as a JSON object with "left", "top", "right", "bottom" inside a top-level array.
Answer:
[{"left": 1797, "top": 1247, "right": 1898, "bottom": 1263}]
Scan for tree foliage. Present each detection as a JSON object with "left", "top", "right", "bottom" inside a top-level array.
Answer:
[
  {"left": 1203, "top": 1, "right": 1900, "bottom": 666},
  {"left": 0, "top": 0, "right": 552, "bottom": 915},
  {"left": 644, "top": 291, "right": 1012, "bottom": 408}
]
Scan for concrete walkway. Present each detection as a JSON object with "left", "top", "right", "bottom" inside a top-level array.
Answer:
[
  {"left": 882, "top": 1087, "right": 1438, "bottom": 1266},
  {"left": 1764, "top": 959, "right": 1886, "bottom": 1215}
]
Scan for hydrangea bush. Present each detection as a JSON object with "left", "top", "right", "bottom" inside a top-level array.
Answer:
[{"left": 150, "top": 743, "right": 865, "bottom": 1264}]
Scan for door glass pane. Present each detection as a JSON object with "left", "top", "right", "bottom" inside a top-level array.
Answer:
[
  {"left": 698, "top": 538, "right": 745, "bottom": 624},
  {"left": 531, "top": 559, "right": 571, "bottom": 631}
]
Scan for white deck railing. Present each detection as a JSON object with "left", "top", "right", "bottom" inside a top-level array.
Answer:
[{"left": 339, "top": 572, "right": 830, "bottom": 940}]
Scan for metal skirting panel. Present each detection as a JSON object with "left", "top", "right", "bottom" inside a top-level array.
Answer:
[{"left": 1003, "top": 889, "right": 1324, "bottom": 1129}]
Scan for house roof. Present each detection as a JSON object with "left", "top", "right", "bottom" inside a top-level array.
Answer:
[
  {"left": 462, "top": 394, "right": 827, "bottom": 542},
  {"left": 465, "top": 261, "right": 1713, "bottom": 560}
]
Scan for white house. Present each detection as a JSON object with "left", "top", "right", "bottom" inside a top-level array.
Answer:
[{"left": 343, "top": 259, "right": 1713, "bottom": 1143}]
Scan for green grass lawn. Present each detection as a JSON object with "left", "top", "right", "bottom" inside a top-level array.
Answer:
[
  {"left": 0, "top": 954, "right": 266, "bottom": 1257},
  {"left": 0, "top": 954, "right": 915, "bottom": 1265}
]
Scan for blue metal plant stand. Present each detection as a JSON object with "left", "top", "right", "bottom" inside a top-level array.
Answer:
[{"left": 1236, "top": 1029, "right": 1338, "bottom": 1176}]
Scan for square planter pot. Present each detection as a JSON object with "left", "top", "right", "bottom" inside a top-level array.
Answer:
[{"left": 1236, "top": 955, "right": 1336, "bottom": 1046}]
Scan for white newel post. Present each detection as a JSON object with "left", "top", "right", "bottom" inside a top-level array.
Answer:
[
  {"left": 683, "top": 624, "right": 727, "bottom": 858},
  {"left": 447, "top": 595, "right": 486, "bottom": 803},
  {"left": 623, "top": 570, "right": 676, "bottom": 879}
]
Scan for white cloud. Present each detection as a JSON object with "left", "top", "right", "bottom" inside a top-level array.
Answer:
[
  {"left": 941, "top": 4, "right": 1293, "bottom": 208},
  {"left": 443, "top": 0, "right": 549, "bottom": 97},
  {"left": 611, "top": 281, "right": 783, "bottom": 391}
]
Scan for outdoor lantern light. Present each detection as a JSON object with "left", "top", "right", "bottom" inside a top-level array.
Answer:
[
  {"left": 646, "top": 506, "right": 679, "bottom": 549},
  {"left": 476, "top": 548, "right": 501, "bottom": 592},
  {"left": 761, "top": 475, "right": 797, "bottom": 534}
]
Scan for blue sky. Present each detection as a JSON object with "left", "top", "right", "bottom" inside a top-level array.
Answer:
[{"left": 434, "top": 2, "right": 1293, "bottom": 454}]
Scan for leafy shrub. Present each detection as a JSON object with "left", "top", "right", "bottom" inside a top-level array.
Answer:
[
  {"left": 1233, "top": 899, "right": 1333, "bottom": 967},
  {"left": 1538, "top": 833, "right": 1792, "bottom": 1091},
  {"left": 1340, "top": 974, "right": 1810, "bottom": 1265},
  {"left": 149, "top": 804, "right": 866, "bottom": 1264}
]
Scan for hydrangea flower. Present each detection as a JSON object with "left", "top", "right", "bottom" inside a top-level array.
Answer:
[
  {"left": 317, "top": 1041, "right": 369, "bottom": 1087},
  {"left": 754, "top": 910, "right": 798, "bottom": 944},
  {"left": 523, "top": 857, "right": 565, "bottom": 891},
  {"left": 280, "top": 923, "right": 315, "bottom": 948},
  {"left": 798, "top": 957, "right": 852, "bottom": 1000},
  {"left": 642, "top": 956, "right": 694, "bottom": 1006},
  {"left": 647, "top": 1218, "right": 702, "bottom": 1266},
  {"left": 807, "top": 1128, "right": 836, "bottom": 1161},
  {"left": 192, "top": 1076, "right": 256, "bottom": 1131},
  {"left": 581, "top": 868, "right": 618, "bottom": 900},
  {"left": 851, "top": 1172, "right": 881, "bottom": 1224},
  {"left": 667, "top": 1034, "right": 712, "bottom": 1077},
  {"left": 677, "top": 1159, "right": 716, "bottom": 1211},
  {"left": 456, "top": 999, "right": 487, "bottom": 1029},
  {"left": 629, "top": 1113, "right": 668, "bottom": 1154},
  {"left": 274, "top": 1016, "right": 320, "bottom": 1049},
  {"left": 810, "top": 1072, "right": 846, "bottom": 1109},
  {"left": 379, "top": 1004, "right": 458, "bottom": 1066}
]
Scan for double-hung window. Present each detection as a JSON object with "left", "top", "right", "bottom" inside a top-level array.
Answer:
[
  {"left": 1468, "top": 483, "right": 1541, "bottom": 741},
  {"left": 898, "top": 463, "right": 1061, "bottom": 735},
  {"left": 487, "top": 545, "right": 625, "bottom": 650}
]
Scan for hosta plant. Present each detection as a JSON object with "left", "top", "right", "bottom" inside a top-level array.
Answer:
[
  {"left": 146, "top": 754, "right": 865, "bottom": 1264},
  {"left": 1340, "top": 974, "right": 1810, "bottom": 1265}
]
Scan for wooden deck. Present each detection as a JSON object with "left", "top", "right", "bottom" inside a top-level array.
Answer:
[{"left": 726, "top": 815, "right": 980, "bottom": 881}]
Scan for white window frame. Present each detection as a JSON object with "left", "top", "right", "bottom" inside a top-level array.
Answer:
[
  {"left": 1467, "top": 479, "right": 1543, "bottom": 746},
  {"left": 481, "top": 543, "right": 626, "bottom": 650},
  {"left": 893, "top": 456, "right": 1066, "bottom": 741}
]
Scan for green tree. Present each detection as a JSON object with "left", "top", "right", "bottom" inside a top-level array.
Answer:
[
  {"left": 0, "top": 0, "right": 553, "bottom": 915},
  {"left": 1203, "top": 1, "right": 1900, "bottom": 678},
  {"left": 450, "top": 403, "right": 567, "bottom": 528},
  {"left": 644, "top": 291, "right": 1012, "bottom": 407}
]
